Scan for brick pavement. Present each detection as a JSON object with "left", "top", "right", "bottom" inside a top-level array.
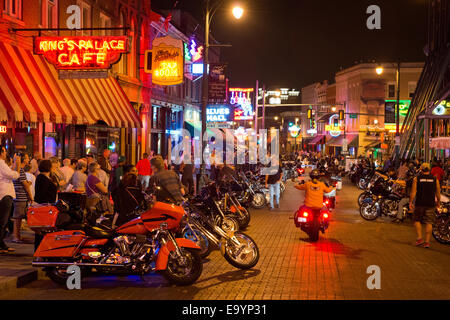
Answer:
[{"left": 0, "top": 180, "right": 449, "bottom": 300}]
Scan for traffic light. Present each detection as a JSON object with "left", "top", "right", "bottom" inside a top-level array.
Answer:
[
  {"left": 307, "top": 109, "right": 312, "bottom": 119},
  {"left": 339, "top": 110, "right": 345, "bottom": 120},
  {"left": 333, "top": 118, "right": 339, "bottom": 127}
]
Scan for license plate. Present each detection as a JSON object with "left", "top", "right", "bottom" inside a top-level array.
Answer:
[{"left": 298, "top": 217, "right": 307, "bottom": 222}]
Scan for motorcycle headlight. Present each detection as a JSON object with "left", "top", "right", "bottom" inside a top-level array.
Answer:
[{"left": 443, "top": 207, "right": 448, "bottom": 213}]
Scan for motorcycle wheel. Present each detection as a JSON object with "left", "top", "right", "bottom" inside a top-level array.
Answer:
[
  {"left": 223, "top": 232, "right": 259, "bottom": 269},
  {"left": 432, "top": 215, "right": 450, "bottom": 244},
  {"left": 360, "top": 203, "right": 379, "bottom": 220},
  {"left": 221, "top": 216, "right": 240, "bottom": 233},
  {"left": 228, "top": 207, "right": 250, "bottom": 230},
  {"left": 182, "top": 227, "right": 211, "bottom": 258},
  {"left": 160, "top": 248, "right": 203, "bottom": 286},
  {"left": 308, "top": 219, "right": 320, "bottom": 242},
  {"left": 358, "top": 192, "right": 370, "bottom": 207},
  {"left": 357, "top": 179, "right": 366, "bottom": 190},
  {"left": 251, "top": 192, "right": 266, "bottom": 209}
]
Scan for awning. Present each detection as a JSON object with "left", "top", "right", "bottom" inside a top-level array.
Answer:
[
  {"left": 308, "top": 134, "right": 325, "bottom": 145},
  {"left": 0, "top": 42, "right": 140, "bottom": 128},
  {"left": 326, "top": 134, "right": 358, "bottom": 147}
]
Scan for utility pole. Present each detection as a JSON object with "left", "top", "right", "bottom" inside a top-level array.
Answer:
[
  {"left": 394, "top": 61, "right": 401, "bottom": 161},
  {"left": 262, "top": 84, "right": 266, "bottom": 130},
  {"left": 200, "top": 0, "right": 210, "bottom": 189},
  {"left": 255, "top": 80, "right": 259, "bottom": 134}
]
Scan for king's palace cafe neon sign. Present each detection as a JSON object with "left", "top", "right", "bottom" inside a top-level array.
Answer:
[{"left": 33, "top": 36, "right": 129, "bottom": 69}]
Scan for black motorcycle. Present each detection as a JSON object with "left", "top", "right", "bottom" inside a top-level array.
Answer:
[{"left": 359, "top": 181, "right": 403, "bottom": 221}]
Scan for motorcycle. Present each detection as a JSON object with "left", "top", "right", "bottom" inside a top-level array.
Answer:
[
  {"left": 182, "top": 201, "right": 260, "bottom": 268},
  {"left": 28, "top": 198, "right": 203, "bottom": 286},
  {"left": 433, "top": 203, "right": 450, "bottom": 244},
  {"left": 294, "top": 205, "right": 330, "bottom": 242},
  {"left": 359, "top": 183, "right": 403, "bottom": 221}
]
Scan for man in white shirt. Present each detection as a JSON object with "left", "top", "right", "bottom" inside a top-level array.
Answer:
[
  {"left": 29, "top": 152, "right": 42, "bottom": 176},
  {"left": 59, "top": 158, "right": 75, "bottom": 187},
  {"left": 0, "top": 146, "right": 21, "bottom": 253}
]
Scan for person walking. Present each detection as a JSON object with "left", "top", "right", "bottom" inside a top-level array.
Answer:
[
  {"left": 12, "top": 154, "right": 33, "bottom": 243},
  {"left": 0, "top": 147, "right": 21, "bottom": 253},
  {"left": 136, "top": 153, "right": 152, "bottom": 189},
  {"left": 265, "top": 161, "right": 283, "bottom": 210},
  {"left": 409, "top": 163, "right": 440, "bottom": 248},
  {"left": 180, "top": 160, "right": 195, "bottom": 195}
]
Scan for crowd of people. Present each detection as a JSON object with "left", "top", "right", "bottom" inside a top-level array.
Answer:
[{"left": 0, "top": 146, "right": 178, "bottom": 253}]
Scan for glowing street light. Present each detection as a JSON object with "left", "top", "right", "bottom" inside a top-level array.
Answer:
[
  {"left": 274, "top": 116, "right": 279, "bottom": 120},
  {"left": 232, "top": 6, "right": 244, "bottom": 19},
  {"left": 331, "top": 106, "right": 337, "bottom": 112},
  {"left": 375, "top": 66, "right": 384, "bottom": 75}
]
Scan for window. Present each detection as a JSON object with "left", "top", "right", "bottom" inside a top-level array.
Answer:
[
  {"left": 387, "top": 84, "right": 396, "bottom": 99},
  {"left": 99, "top": 12, "right": 111, "bottom": 36},
  {"left": 408, "top": 82, "right": 417, "bottom": 98},
  {"left": 3, "top": 0, "right": 22, "bottom": 20},
  {"left": 78, "top": 0, "right": 91, "bottom": 35}
]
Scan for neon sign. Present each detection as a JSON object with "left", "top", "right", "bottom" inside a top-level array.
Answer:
[
  {"left": 0, "top": 125, "right": 6, "bottom": 133},
  {"left": 151, "top": 36, "right": 184, "bottom": 86},
  {"left": 327, "top": 114, "right": 343, "bottom": 137},
  {"left": 206, "top": 105, "right": 231, "bottom": 122},
  {"left": 34, "top": 36, "right": 128, "bottom": 69},
  {"left": 385, "top": 100, "right": 411, "bottom": 117},
  {"left": 229, "top": 88, "right": 254, "bottom": 121},
  {"left": 288, "top": 124, "right": 300, "bottom": 138},
  {"left": 184, "top": 42, "right": 192, "bottom": 61},
  {"left": 189, "top": 39, "right": 203, "bottom": 62}
]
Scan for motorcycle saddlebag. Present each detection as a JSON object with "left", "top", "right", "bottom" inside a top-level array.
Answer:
[
  {"left": 27, "top": 204, "right": 60, "bottom": 234},
  {"left": 34, "top": 230, "right": 87, "bottom": 258}
]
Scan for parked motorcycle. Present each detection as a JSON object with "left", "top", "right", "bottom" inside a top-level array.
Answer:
[
  {"left": 182, "top": 201, "right": 260, "bottom": 269},
  {"left": 433, "top": 198, "right": 450, "bottom": 244},
  {"left": 28, "top": 198, "right": 203, "bottom": 286},
  {"left": 359, "top": 183, "right": 403, "bottom": 221}
]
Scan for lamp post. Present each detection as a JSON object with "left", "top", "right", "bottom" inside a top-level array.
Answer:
[
  {"left": 200, "top": 1, "right": 244, "bottom": 186},
  {"left": 375, "top": 62, "right": 401, "bottom": 159}
]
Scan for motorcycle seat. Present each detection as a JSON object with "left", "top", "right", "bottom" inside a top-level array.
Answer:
[{"left": 83, "top": 224, "right": 115, "bottom": 239}]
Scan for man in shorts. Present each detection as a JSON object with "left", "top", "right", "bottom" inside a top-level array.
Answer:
[{"left": 409, "top": 162, "right": 440, "bottom": 248}]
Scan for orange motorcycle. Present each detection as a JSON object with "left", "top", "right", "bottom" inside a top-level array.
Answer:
[{"left": 28, "top": 199, "right": 203, "bottom": 286}]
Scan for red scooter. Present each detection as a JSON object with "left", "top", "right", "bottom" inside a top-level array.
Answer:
[{"left": 28, "top": 199, "right": 203, "bottom": 286}]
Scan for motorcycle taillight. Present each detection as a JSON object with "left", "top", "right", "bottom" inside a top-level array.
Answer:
[
  {"left": 323, "top": 213, "right": 329, "bottom": 219},
  {"left": 302, "top": 211, "right": 309, "bottom": 218}
]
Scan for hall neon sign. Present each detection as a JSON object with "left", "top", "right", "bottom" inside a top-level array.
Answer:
[{"left": 33, "top": 36, "right": 129, "bottom": 69}]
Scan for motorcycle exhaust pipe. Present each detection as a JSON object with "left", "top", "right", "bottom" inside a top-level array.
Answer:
[{"left": 32, "top": 262, "right": 125, "bottom": 268}]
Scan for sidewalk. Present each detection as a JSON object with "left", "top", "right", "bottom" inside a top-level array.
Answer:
[{"left": 0, "top": 228, "right": 44, "bottom": 293}]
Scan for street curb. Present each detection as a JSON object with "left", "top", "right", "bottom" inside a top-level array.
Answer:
[{"left": 0, "top": 268, "right": 47, "bottom": 293}]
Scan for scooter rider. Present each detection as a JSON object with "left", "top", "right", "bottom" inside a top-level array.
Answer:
[{"left": 295, "top": 169, "right": 335, "bottom": 210}]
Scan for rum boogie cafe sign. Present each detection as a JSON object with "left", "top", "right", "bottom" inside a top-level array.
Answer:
[{"left": 34, "top": 36, "right": 129, "bottom": 69}]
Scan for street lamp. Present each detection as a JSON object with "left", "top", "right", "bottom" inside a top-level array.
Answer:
[
  {"left": 331, "top": 106, "right": 336, "bottom": 112},
  {"left": 232, "top": 6, "right": 244, "bottom": 19},
  {"left": 375, "top": 62, "right": 401, "bottom": 159},
  {"left": 200, "top": 1, "right": 244, "bottom": 186},
  {"left": 274, "top": 116, "right": 279, "bottom": 121}
]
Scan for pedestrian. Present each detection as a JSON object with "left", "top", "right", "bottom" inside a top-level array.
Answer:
[
  {"left": 12, "top": 153, "right": 33, "bottom": 243},
  {"left": 29, "top": 152, "right": 42, "bottom": 176},
  {"left": 136, "top": 153, "right": 152, "bottom": 189},
  {"left": 409, "top": 162, "right": 440, "bottom": 248},
  {"left": 111, "top": 156, "right": 126, "bottom": 190},
  {"left": 59, "top": 158, "right": 75, "bottom": 186},
  {"left": 180, "top": 160, "right": 195, "bottom": 195},
  {"left": 24, "top": 164, "right": 36, "bottom": 199},
  {"left": 265, "top": 160, "right": 283, "bottom": 210},
  {"left": 49, "top": 157, "right": 66, "bottom": 191},
  {"left": 34, "top": 159, "right": 58, "bottom": 251},
  {"left": 149, "top": 156, "right": 185, "bottom": 203},
  {"left": 69, "top": 161, "right": 88, "bottom": 193},
  {"left": 0, "top": 147, "right": 21, "bottom": 253},
  {"left": 98, "top": 148, "right": 112, "bottom": 184},
  {"left": 85, "top": 162, "right": 110, "bottom": 214}
]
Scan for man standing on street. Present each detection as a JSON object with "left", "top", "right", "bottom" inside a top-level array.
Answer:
[
  {"left": 265, "top": 160, "right": 283, "bottom": 210},
  {"left": 409, "top": 162, "right": 440, "bottom": 248},
  {"left": 136, "top": 153, "right": 152, "bottom": 189},
  {"left": 0, "top": 146, "right": 21, "bottom": 253},
  {"left": 98, "top": 149, "right": 112, "bottom": 186}
]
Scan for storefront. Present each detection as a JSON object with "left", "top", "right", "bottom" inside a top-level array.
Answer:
[{"left": 0, "top": 41, "right": 140, "bottom": 162}]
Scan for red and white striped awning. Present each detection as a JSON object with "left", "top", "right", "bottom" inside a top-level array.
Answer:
[{"left": 0, "top": 42, "right": 140, "bottom": 128}]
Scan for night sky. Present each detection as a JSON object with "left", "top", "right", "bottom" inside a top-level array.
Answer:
[{"left": 151, "top": 0, "right": 428, "bottom": 89}]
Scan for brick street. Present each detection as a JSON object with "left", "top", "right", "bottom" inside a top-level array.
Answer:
[{"left": 1, "top": 180, "right": 449, "bottom": 300}]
